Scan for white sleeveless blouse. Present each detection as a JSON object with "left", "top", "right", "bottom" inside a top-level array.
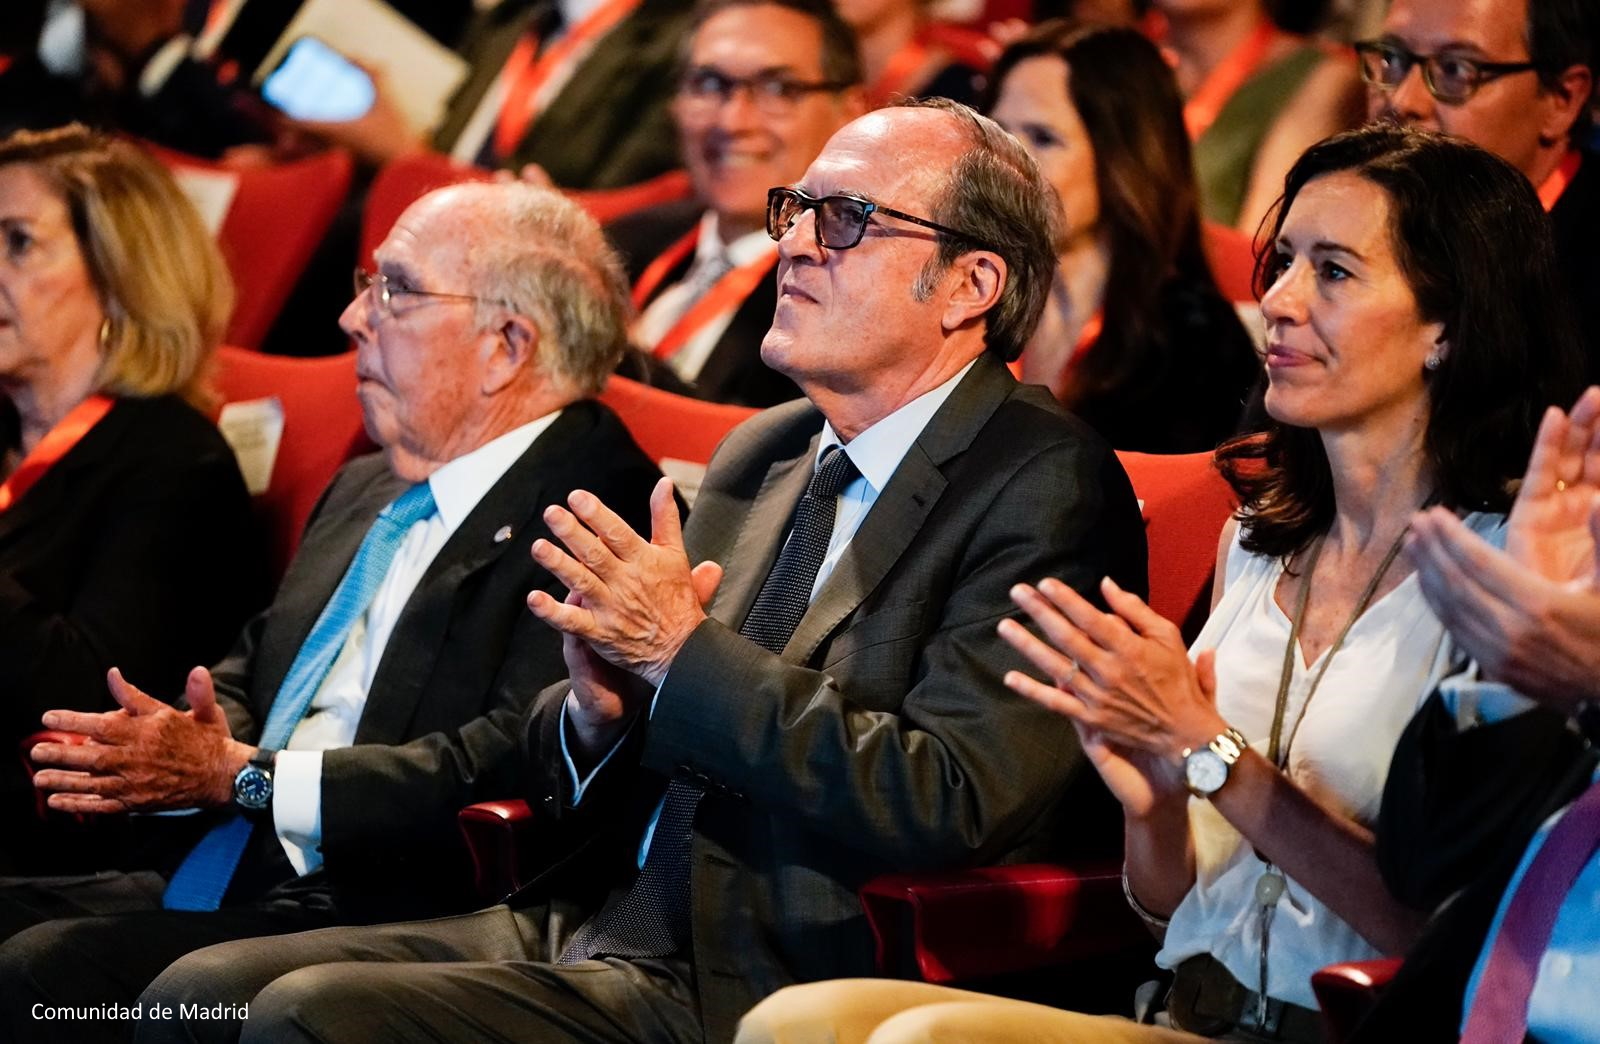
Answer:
[{"left": 1154, "top": 512, "right": 1504, "bottom": 1008}]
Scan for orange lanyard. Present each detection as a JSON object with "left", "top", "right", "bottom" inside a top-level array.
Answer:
[
  {"left": 632, "top": 226, "right": 778, "bottom": 360},
  {"left": 1538, "top": 150, "right": 1582, "bottom": 212},
  {"left": 632, "top": 227, "right": 701, "bottom": 310},
  {"left": 0, "top": 395, "right": 114, "bottom": 512},
  {"left": 1182, "top": 18, "right": 1281, "bottom": 141},
  {"left": 869, "top": 35, "right": 934, "bottom": 108},
  {"left": 492, "top": 0, "right": 642, "bottom": 161}
]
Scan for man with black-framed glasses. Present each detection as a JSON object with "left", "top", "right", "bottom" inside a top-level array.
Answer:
[
  {"left": 607, "top": 0, "right": 864, "bottom": 409},
  {"left": 129, "top": 99, "right": 1145, "bottom": 1044},
  {"left": 1360, "top": 0, "right": 1599, "bottom": 376}
]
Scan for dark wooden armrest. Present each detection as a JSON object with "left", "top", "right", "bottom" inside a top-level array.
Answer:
[
  {"left": 457, "top": 799, "right": 539, "bottom": 902},
  {"left": 1311, "top": 957, "right": 1403, "bottom": 1042},
  {"left": 859, "top": 860, "right": 1145, "bottom": 984}
]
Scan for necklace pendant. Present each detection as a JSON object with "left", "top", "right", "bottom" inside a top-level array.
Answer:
[{"left": 1255, "top": 868, "right": 1286, "bottom": 907}]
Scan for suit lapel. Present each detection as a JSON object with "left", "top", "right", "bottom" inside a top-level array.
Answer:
[
  {"left": 708, "top": 433, "right": 817, "bottom": 632},
  {"left": 350, "top": 409, "right": 585, "bottom": 744},
  {"left": 785, "top": 354, "right": 1016, "bottom": 663}
]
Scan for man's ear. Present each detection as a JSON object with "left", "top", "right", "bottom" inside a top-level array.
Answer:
[
  {"left": 1539, "top": 63, "right": 1594, "bottom": 145},
  {"left": 483, "top": 313, "right": 540, "bottom": 394},
  {"left": 941, "top": 251, "right": 1006, "bottom": 336}
]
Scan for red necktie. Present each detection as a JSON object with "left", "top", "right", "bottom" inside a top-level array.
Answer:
[{"left": 1460, "top": 779, "right": 1600, "bottom": 1043}]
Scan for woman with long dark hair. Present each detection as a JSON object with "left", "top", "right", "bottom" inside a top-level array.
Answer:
[{"left": 988, "top": 21, "right": 1259, "bottom": 454}]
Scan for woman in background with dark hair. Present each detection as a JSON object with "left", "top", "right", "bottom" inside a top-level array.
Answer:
[
  {"left": 737, "top": 125, "right": 1584, "bottom": 1043},
  {"left": 987, "top": 21, "right": 1259, "bottom": 454}
]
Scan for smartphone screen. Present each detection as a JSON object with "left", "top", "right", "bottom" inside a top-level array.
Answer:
[{"left": 261, "top": 36, "right": 376, "bottom": 122}]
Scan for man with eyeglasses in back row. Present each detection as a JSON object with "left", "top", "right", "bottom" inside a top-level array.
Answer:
[
  {"left": 1358, "top": 0, "right": 1599, "bottom": 377},
  {"left": 125, "top": 99, "right": 1147, "bottom": 1044},
  {"left": 608, "top": 0, "right": 864, "bottom": 408}
]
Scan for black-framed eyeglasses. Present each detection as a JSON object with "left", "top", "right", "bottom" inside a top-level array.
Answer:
[
  {"left": 676, "top": 67, "right": 853, "bottom": 117},
  {"left": 353, "top": 267, "right": 495, "bottom": 317},
  {"left": 1354, "top": 39, "right": 1539, "bottom": 105},
  {"left": 765, "top": 187, "right": 989, "bottom": 251}
]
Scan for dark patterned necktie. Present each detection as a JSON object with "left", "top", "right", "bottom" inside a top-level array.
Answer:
[
  {"left": 559, "top": 445, "right": 858, "bottom": 962},
  {"left": 1460, "top": 779, "right": 1600, "bottom": 1043}
]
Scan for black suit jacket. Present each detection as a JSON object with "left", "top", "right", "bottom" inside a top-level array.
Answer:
[
  {"left": 606, "top": 200, "right": 801, "bottom": 409},
  {"left": 211, "top": 401, "right": 660, "bottom": 921},
  {"left": 1352, "top": 689, "right": 1598, "bottom": 1042},
  {"left": 0, "top": 396, "right": 262, "bottom": 869},
  {"left": 431, "top": 0, "right": 692, "bottom": 189},
  {"left": 523, "top": 354, "right": 1145, "bottom": 1042}
]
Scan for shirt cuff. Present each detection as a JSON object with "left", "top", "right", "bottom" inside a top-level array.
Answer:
[
  {"left": 559, "top": 698, "right": 629, "bottom": 805},
  {"left": 272, "top": 749, "right": 324, "bottom": 876},
  {"left": 1439, "top": 666, "right": 1537, "bottom": 728}
]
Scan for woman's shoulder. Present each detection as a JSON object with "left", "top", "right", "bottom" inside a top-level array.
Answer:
[{"left": 102, "top": 394, "right": 241, "bottom": 475}]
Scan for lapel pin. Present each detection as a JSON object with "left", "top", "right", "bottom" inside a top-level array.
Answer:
[{"left": 493, "top": 525, "right": 513, "bottom": 544}]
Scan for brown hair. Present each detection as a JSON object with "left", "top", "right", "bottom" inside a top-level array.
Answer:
[{"left": 0, "top": 124, "right": 233, "bottom": 409}]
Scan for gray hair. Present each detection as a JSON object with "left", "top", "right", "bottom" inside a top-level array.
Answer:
[
  {"left": 903, "top": 98, "right": 1061, "bottom": 363},
  {"left": 459, "top": 183, "right": 632, "bottom": 398}
]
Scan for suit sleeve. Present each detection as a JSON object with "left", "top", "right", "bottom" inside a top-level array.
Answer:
[{"left": 642, "top": 437, "right": 1140, "bottom": 868}]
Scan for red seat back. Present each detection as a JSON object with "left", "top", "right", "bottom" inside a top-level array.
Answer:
[
  {"left": 213, "top": 346, "right": 374, "bottom": 580},
  {"left": 1202, "top": 220, "right": 1259, "bottom": 304},
  {"left": 1115, "top": 450, "right": 1235, "bottom": 627},
  {"left": 143, "top": 143, "right": 355, "bottom": 348},
  {"left": 597, "top": 375, "right": 758, "bottom": 466}
]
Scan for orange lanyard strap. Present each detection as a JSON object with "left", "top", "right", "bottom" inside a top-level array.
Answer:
[
  {"left": 870, "top": 35, "right": 935, "bottom": 107},
  {"left": 649, "top": 253, "right": 778, "bottom": 360},
  {"left": 631, "top": 227, "right": 702, "bottom": 310},
  {"left": 1183, "top": 18, "right": 1281, "bottom": 141},
  {"left": 1539, "top": 150, "right": 1582, "bottom": 212},
  {"left": 492, "top": 0, "right": 642, "bottom": 161},
  {"left": 0, "top": 394, "right": 114, "bottom": 512}
]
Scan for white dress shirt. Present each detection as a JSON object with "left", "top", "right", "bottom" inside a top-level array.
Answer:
[
  {"left": 561, "top": 359, "right": 978, "bottom": 865},
  {"left": 632, "top": 211, "right": 778, "bottom": 383},
  {"left": 272, "top": 412, "right": 558, "bottom": 874}
]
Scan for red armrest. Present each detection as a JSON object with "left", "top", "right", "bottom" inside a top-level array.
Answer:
[
  {"left": 859, "top": 860, "right": 1146, "bottom": 984},
  {"left": 1311, "top": 957, "right": 1402, "bottom": 1042},
  {"left": 18, "top": 730, "right": 89, "bottom": 822},
  {"left": 458, "top": 799, "right": 539, "bottom": 901}
]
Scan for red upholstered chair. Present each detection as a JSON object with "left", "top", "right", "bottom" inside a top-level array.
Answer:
[
  {"left": 596, "top": 375, "right": 758, "bottom": 466},
  {"left": 856, "top": 451, "right": 1236, "bottom": 984},
  {"left": 1202, "top": 220, "right": 1259, "bottom": 304},
  {"left": 1311, "top": 957, "right": 1402, "bottom": 1042},
  {"left": 18, "top": 731, "right": 87, "bottom": 822},
  {"left": 142, "top": 142, "right": 355, "bottom": 348},
  {"left": 213, "top": 346, "right": 374, "bottom": 581},
  {"left": 360, "top": 153, "right": 692, "bottom": 268}
]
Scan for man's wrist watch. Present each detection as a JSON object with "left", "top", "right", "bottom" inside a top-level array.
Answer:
[
  {"left": 1181, "top": 727, "right": 1248, "bottom": 798},
  {"left": 232, "top": 748, "right": 277, "bottom": 816}
]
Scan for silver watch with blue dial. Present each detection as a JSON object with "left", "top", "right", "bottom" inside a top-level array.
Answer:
[{"left": 232, "top": 748, "right": 277, "bottom": 816}]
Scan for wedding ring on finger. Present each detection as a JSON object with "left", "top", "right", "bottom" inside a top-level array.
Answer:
[{"left": 1060, "top": 658, "right": 1079, "bottom": 687}]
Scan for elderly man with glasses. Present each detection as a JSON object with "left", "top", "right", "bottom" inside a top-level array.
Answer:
[
  {"left": 608, "top": 0, "right": 865, "bottom": 408},
  {"left": 1358, "top": 0, "right": 1599, "bottom": 374},
  {"left": 126, "top": 99, "right": 1147, "bottom": 1044},
  {"left": 0, "top": 181, "right": 663, "bottom": 1044}
]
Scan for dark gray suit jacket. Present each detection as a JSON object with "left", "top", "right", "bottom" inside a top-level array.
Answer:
[
  {"left": 524, "top": 354, "right": 1146, "bottom": 1041},
  {"left": 212, "top": 401, "right": 660, "bottom": 921},
  {"left": 431, "top": 0, "right": 692, "bottom": 189}
]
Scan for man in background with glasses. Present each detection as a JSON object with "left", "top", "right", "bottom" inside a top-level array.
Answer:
[
  {"left": 132, "top": 100, "right": 1145, "bottom": 1044},
  {"left": 609, "top": 0, "right": 864, "bottom": 408},
  {"left": 1358, "top": 0, "right": 1598, "bottom": 374},
  {"left": 0, "top": 182, "right": 663, "bottom": 1043}
]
